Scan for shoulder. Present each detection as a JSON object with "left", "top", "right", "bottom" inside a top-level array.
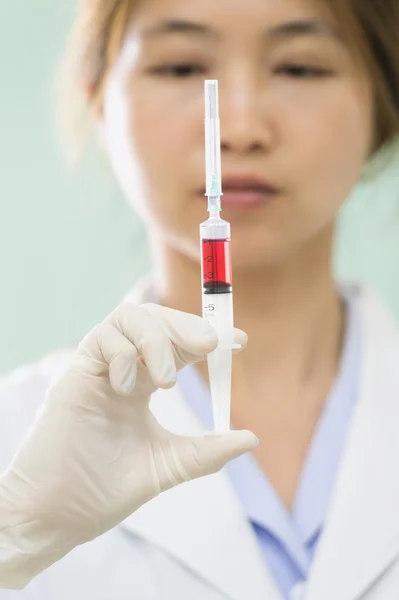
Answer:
[
  {"left": 341, "top": 280, "right": 399, "bottom": 341},
  {"left": 342, "top": 281, "right": 399, "bottom": 402},
  {"left": 0, "top": 350, "right": 73, "bottom": 474},
  {"left": 350, "top": 282, "right": 399, "bottom": 350}
]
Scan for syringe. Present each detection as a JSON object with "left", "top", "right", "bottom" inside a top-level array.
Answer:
[{"left": 200, "top": 80, "right": 236, "bottom": 432}]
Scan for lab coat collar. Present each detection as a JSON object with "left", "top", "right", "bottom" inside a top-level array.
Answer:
[
  {"left": 306, "top": 284, "right": 399, "bottom": 600},
  {"left": 123, "top": 277, "right": 399, "bottom": 600}
]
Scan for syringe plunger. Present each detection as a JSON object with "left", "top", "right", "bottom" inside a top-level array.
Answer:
[
  {"left": 205, "top": 80, "right": 219, "bottom": 119},
  {"left": 204, "top": 80, "right": 222, "bottom": 204}
]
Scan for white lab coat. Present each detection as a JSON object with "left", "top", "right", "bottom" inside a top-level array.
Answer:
[{"left": 1, "top": 281, "right": 399, "bottom": 600}]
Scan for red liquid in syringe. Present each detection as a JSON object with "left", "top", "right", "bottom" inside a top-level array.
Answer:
[{"left": 201, "top": 238, "right": 232, "bottom": 294}]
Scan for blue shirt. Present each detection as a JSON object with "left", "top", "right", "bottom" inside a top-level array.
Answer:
[{"left": 177, "top": 292, "right": 361, "bottom": 600}]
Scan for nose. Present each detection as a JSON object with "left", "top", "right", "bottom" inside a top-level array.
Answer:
[{"left": 219, "top": 77, "right": 274, "bottom": 157}]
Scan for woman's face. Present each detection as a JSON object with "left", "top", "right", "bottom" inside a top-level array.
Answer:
[{"left": 102, "top": 0, "right": 374, "bottom": 267}]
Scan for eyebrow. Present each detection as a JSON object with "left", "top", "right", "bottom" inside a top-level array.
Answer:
[
  {"left": 142, "top": 19, "right": 217, "bottom": 40},
  {"left": 268, "top": 19, "right": 342, "bottom": 41},
  {"left": 141, "top": 18, "right": 342, "bottom": 43}
]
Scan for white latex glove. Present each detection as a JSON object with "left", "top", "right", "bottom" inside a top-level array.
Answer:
[{"left": 0, "top": 302, "right": 258, "bottom": 589}]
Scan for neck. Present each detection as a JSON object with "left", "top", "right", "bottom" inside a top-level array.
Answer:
[{"left": 150, "top": 225, "right": 344, "bottom": 409}]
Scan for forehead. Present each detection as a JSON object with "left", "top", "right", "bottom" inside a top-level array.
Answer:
[{"left": 129, "top": 0, "right": 336, "bottom": 35}]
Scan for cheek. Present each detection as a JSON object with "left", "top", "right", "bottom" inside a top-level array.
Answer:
[
  {"left": 103, "top": 77, "right": 199, "bottom": 225},
  {"left": 102, "top": 79, "right": 148, "bottom": 214},
  {"left": 130, "top": 96, "right": 184, "bottom": 189},
  {"left": 287, "top": 82, "right": 372, "bottom": 216}
]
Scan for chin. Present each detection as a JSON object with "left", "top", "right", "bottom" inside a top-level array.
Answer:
[
  {"left": 231, "top": 249, "right": 280, "bottom": 272},
  {"left": 231, "top": 234, "right": 284, "bottom": 268}
]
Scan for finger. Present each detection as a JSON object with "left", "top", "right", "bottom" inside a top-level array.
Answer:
[
  {"left": 144, "top": 305, "right": 247, "bottom": 357},
  {"left": 75, "top": 323, "right": 138, "bottom": 395},
  {"left": 107, "top": 304, "right": 177, "bottom": 388},
  {"left": 232, "top": 329, "right": 248, "bottom": 354},
  {"left": 165, "top": 430, "right": 259, "bottom": 487},
  {"left": 142, "top": 303, "right": 218, "bottom": 356},
  {"left": 188, "top": 430, "right": 259, "bottom": 477},
  {"left": 96, "top": 323, "right": 139, "bottom": 395},
  {"left": 166, "top": 326, "right": 247, "bottom": 365},
  {"left": 142, "top": 304, "right": 246, "bottom": 368}
]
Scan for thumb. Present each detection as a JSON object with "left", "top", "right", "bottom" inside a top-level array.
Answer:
[{"left": 185, "top": 430, "right": 259, "bottom": 479}]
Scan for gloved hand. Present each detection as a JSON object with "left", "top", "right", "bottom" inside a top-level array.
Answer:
[{"left": 0, "top": 302, "right": 258, "bottom": 589}]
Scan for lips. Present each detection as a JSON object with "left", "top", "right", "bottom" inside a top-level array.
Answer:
[
  {"left": 200, "top": 175, "right": 280, "bottom": 210},
  {"left": 222, "top": 176, "right": 279, "bottom": 194}
]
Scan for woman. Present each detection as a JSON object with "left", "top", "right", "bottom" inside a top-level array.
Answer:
[{"left": 1, "top": 0, "right": 399, "bottom": 598}]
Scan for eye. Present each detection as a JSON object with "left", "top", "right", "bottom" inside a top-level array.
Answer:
[
  {"left": 148, "top": 63, "right": 206, "bottom": 78},
  {"left": 276, "top": 63, "right": 333, "bottom": 78}
]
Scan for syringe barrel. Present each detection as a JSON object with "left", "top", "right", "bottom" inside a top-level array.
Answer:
[
  {"left": 200, "top": 217, "right": 232, "bottom": 294},
  {"left": 204, "top": 294, "right": 234, "bottom": 432},
  {"left": 200, "top": 216, "right": 234, "bottom": 432}
]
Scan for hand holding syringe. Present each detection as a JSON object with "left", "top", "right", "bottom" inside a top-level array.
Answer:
[{"left": 200, "top": 80, "right": 238, "bottom": 432}]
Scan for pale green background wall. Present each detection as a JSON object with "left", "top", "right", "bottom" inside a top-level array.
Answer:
[{"left": 0, "top": 1, "right": 398, "bottom": 373}]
